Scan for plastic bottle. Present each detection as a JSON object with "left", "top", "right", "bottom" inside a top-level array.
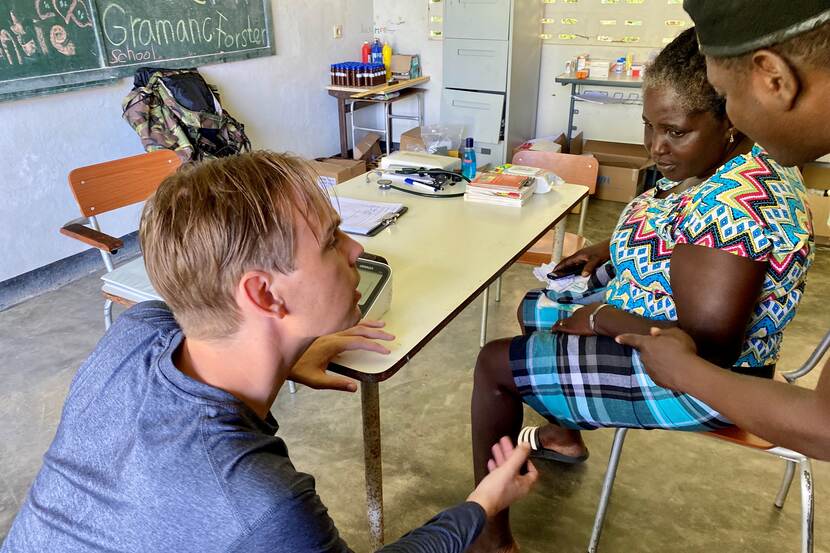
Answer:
[
  {"left": 361, "top": 41, "right": 371, "bottom": 63},
  {"left": 384, "top": 48, "right": 394, "bottom": 80},
  {"left": 460, "top": 137, "right": 477, "bottom": 180},
  {"left": 371, "top": 38, "right": 383, "bottom": 64}
]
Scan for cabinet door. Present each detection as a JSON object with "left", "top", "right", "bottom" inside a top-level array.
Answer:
[
  {"left": 441, "top": 89, "right": 505, "bottom": 144},
  {"left": 443, "top": 39, "right": 508, "bottom": 92},
  {"left": 443, "top": 0, "right": 511, "bottom": 40}
]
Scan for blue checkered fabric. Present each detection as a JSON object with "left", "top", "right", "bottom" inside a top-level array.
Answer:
[
  {"left": 513, "top": 262, "right": 730, "bottom": 431},
  {"left": 510, "top": 332, "right": 732, "bottom": 431}
]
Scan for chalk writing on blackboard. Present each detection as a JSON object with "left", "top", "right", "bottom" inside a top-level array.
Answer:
[
  {"left": 99, "top": 0, "right": 269, "bottom": 67},
  {"left": 0, "top": 0, "right": 99, "bottom": 80}
]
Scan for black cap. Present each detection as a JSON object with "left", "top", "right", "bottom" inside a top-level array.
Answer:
[
  {"left": 465, "top": 137, "right": 474, "bottom": 148},
  {"left": 684, "top": 0, "right": 830, "bottom": 56}
]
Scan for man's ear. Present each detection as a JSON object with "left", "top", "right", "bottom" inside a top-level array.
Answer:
[
  {"left": 239, "top": 271, "right": 288, "bottom": 319},
  {"left": 750, "top": 49, "right": 800, "bottom": 111}
]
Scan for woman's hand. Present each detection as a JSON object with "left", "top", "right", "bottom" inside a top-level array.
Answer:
[
  {"left": 551, "top": 239, "right": 611, "bottom": 277},
  {"left": 552, "top": 303, "right": 604, "bottom": 336}
]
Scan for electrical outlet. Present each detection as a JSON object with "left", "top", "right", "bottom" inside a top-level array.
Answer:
[{"left": 333, "top": 24, "right": 343, "bottom": 39}]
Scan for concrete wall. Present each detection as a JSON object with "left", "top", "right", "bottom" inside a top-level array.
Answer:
[{"left": 0, "top": 0, "right": 373, "bottom": 282}]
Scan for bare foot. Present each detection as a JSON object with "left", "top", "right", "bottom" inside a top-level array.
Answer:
[{"left": 537, "top": 424, "right": 588, "bottom": 458}]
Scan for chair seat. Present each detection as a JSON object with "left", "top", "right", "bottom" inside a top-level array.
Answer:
[
  {"left": 101, "top": 256, "right": 161, "bottom": 304},
  {"left": 703, "top": 426, "right": 775, "bottom": 450}
]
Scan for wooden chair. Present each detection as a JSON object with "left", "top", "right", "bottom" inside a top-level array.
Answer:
[
  {"left": 60, "top": 150, "right": 182, "bottom": 329},
  {"left": 511, "top": 150, "right": 598, "bottom": 265},
  {"left": 588, "top": 330, "right": 830, "bottom": 553}
]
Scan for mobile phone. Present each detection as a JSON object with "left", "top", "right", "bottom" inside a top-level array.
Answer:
[{"left": 547, "top": 263, "right": 585, "bottom": 280}]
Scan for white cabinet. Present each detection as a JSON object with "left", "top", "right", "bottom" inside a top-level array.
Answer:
[
  {"left": 443, "top": 38, "right": 509, "bottom": 92},
  {"left": 441, "top": 0, "right": 541, "bottom": 166},
  {"left": 443, "top": 0, "right": 512, "bottom": 41}
]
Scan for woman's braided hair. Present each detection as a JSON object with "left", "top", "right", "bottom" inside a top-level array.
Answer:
[{"left": 643, "top": 27, "right": 726, "bottom": 119}]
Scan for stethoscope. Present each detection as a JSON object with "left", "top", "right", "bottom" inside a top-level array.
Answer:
[{"left": 366, "top": 167, "right": 469, "bottom": 198}]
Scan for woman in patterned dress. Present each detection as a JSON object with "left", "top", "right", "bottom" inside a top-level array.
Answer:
[{"left": 468, "top": 28, "right": 814, "bottom": 553}]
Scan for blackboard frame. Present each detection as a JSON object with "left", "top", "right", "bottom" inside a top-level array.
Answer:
[{"left": 0, "top": 0, "right": 275, "bottom": 102}]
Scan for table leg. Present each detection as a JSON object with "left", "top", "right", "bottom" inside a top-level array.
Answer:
[
  {"left": 566, "top": 83, "right": 577, "bottom": 150},
  {"left": 337, "top": 97, "right": 349, "bottom": 159},
  {"left": 361, "top": 381, "right": 384, "bottom": 548},
  {"left": 479, "top": 286, "right": 489, "bottom": 348},
  {"left": 552, "top": 219, "right": 567, "bottom": 264},
  {"left": 385, "top": 102, "right": 392, "bottom": 155}
]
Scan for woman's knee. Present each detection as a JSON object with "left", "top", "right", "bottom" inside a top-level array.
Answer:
[{"left": 474, "top": 338, "right": 515, "bottom": 390}]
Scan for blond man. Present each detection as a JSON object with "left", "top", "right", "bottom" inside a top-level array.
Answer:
[{"left": 2, "top": 152, "right": 537, "bottom": 552}]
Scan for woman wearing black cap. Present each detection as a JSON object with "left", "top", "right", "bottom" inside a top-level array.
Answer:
[{"left": 619, "top": 3, "right": 830, "bottom": 461}]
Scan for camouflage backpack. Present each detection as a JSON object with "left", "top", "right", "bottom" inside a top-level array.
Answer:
[{"left": 122, "top": 67, "right": 251, "bottom": 163}]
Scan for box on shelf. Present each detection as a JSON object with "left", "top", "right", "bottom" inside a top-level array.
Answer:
[
  {"left": 309, "top": 158, "right": 366, "bottom": 187},
  {"left": 512, "top": 133, "right": 567, "bottom": 158},
  {"left": 571, "top": 133, "right": 653, "bottom": 203},
  {"left": 802, "top": 162, "right": 830, "bottom": 244},
  {"left": 354, "top": 132, "right": 382, "bottom": 161},
  {"left": 588, "top": 59, "right": 611, "bottom": 79},
  {"left": 391, "top": 54, "right": 421, "bottom": 80},
  {"left": 399, "top": 126, "right": 426, "bottom": 152}
]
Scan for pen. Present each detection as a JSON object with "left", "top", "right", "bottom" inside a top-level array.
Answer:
[{"left": 403, "top": 178, "right": 438, "bottom": 193}]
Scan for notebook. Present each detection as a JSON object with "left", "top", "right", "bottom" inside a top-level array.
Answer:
[{"left": 331, "top": 197, "right": 408, "bottom": 236}]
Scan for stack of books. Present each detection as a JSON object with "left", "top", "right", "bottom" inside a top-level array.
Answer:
[{"left": 464, "top": 171, "right": 536, "bottom": 207}]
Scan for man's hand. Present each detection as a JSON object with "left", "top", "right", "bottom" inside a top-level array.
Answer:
[
  {"left": 552, "top": 303, "right": 601, "bottom": 336},
  {"left": 616, "top": 327, "right": 699, "bottom": 390},
  {"left": 288, "top": 321, "right": 394, "bottom": 393},
  {"left": 467, "top": 437, "right": 538, "bottom": 518}
]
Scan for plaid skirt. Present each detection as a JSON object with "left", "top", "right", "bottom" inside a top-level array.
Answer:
[{"left": 512, "top": 262, "right": 731, "bottom": 431}]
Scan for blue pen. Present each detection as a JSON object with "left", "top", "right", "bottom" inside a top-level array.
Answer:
[{"left": 403, "top": 178, "right": 437, "bottom": 193}]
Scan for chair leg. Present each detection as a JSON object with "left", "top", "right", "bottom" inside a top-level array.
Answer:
[
  {"left": 577, "top": 196, "right": 590, "bottom": 236},
  {"left": 104, "top": 299, "right": 113, "bottom": 331},
  {"left": 479, "top": 287, "right": 489, "bottom": 348},
  {"left": 495, "top": 276, "right": 502, "bottom": 303},
  {"left": 799, "top": 458, "right": 814, "bottom": 553},
  {"left": 588, "top": 428, "right": 629, "bottom": 553},
  {"left": 288, "top": 380, "right": 297, "bottom": 394},
  {"left": 774, "top": 459, "right": 797, "bottom": 509}
]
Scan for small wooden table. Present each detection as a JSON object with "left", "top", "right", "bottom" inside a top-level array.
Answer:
[{"left": 326, "top": 78, "right": 429, "bottom": 158}]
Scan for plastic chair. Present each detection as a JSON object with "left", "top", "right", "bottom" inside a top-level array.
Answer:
[{"left": 588, "top": 330, "right": 830, "bottom": 553}]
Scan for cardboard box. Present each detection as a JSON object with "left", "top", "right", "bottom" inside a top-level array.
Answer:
[
  {"left": 399, "top": 126, "right": 426, "bottom": 152},
  {"left": 391, "top": 54, "right": 421, "bottom": 80},
  {"left": 310, "top": 158, "right": 366, "bottom": 188},
  {"left": 512, "top": 133, "right": 567, "bottom": 159},
  {"left": 354, "top": 132, "right": 382, "bottom": 161},
  {"left": 571, "top": 133, "right": 653, "bottom": 203},
  {"left": 802, "top": 162, "right": 830, "bottom": 244}
]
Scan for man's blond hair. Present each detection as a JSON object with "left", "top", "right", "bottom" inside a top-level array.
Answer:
[{"left": 139, "top": 151, "right": 334, "bottom": 340}]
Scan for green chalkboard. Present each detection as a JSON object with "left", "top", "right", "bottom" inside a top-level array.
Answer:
[{"left": 0, "top": 0, "right": 274, "bottom": 101}]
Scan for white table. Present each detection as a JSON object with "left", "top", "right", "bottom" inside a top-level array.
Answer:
[{"left": 329, "top": 174, "right": 588, "bottom": 547}]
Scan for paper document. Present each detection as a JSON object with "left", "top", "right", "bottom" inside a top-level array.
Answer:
[{"left": 331, "top": 197, "right": 407, "bottom": 236}]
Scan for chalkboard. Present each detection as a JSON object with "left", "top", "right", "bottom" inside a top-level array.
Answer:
[{"left": 0, "top": 0, "right": 274, "bottom": 101}]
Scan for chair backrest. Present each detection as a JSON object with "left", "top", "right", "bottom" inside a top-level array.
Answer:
[
  {"left": 512, "top": 150, "right": 598, "bottom": 195},
  {"left": 67, "top": 150, "right": 182, "bottom": 218}
]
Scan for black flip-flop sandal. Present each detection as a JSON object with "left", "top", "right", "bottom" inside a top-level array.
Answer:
[{"left": 518, "top": 426, "right": 589, "bottom": 464}]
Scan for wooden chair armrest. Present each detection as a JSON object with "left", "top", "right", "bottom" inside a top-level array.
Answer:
[{"left": 60, "top": 223, "right": 124, "bottom": 253}]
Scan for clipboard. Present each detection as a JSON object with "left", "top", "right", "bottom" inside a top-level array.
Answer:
[{"left": 331, "top": 197, "right": 408, "bottom": 236}]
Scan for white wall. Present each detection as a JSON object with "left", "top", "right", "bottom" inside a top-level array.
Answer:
[
  {"left": 371, "top": 1, "right": 443, "bottom": 142},
  {"left": 0, "top": 0, "right": 373, "bottom": 282}
]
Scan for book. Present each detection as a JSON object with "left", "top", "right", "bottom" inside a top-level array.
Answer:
[
  {"left": 330, "top": 197, "right": 408, "bottom": 236},
  {"left": 470, "top": 171, "right": 532, "bottom": 191}
]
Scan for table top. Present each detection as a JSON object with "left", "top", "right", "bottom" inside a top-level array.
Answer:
[
  {"left": 555, "top": 72, "right": 643, "bottom": 88},
  {"left": 328, "top": 174, "right": 588, "bottom": 382}
]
